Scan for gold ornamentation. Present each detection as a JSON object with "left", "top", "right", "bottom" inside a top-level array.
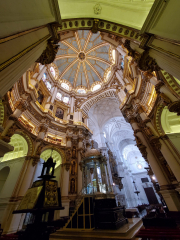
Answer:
[
  {"left": 0, "top": 34, "right": 51, "bottom": 71},
  {"left": 36, "top": 40, "right": 59, "bottom": 65},
  {"left": 92, "top": 19, "right": 99, "bottom": 34},
  {"left": 94, "top": 3, "right": 102, "bottom": 15}
]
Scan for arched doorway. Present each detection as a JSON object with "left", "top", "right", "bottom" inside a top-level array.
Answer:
[{"left": 0, "top": 166, "right": 10, "bottom": 194}]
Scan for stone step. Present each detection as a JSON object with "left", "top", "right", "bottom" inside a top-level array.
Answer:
[{"left": 50, "top": 219, "right": 142, "bottom": 240}]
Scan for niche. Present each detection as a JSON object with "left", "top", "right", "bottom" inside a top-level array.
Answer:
[{"left": 0, "top": 167, "right": 10, "bottom": 194}]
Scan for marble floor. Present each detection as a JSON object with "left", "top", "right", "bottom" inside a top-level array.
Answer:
[{"left": 50, "top": 218, "right": 143, "bottom": 240}]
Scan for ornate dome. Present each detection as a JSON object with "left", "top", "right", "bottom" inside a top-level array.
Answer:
[{"left": 52, "top": 30, "right": 115, "bottom": 93}]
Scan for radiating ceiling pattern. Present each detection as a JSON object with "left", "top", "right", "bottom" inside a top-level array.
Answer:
[{"left": 54, "top": 30, "right": 113, "bottom": 89}]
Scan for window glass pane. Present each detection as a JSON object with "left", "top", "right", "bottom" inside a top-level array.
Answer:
[
  {"left": 92, "top": 84, "right": 101, "bottom": 91},
  {"left": 56, "top": 92, "right": 62, "bottom": 100},
  {"left": 46, "top": 82, "right": 51, "bottom": 91},
  {"left": 61, "top": 83, "right": 69, "bottom": 90},
  {"left": 50, "top": 67, "right": 55, "bottom": 77},
  {"left": 63, "top": 97, "right": 69, "bottom": 104},
  {"left": 77, "top": 89, "right": 86, "bottom": 94},
  {"left": 42, "top": 73, "right": 47, "bottom": 81}
]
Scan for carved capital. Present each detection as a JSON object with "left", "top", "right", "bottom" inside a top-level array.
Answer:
[
  {"left": 142, "top": 118, "right": 151, "bottom": 125},
  {"left": 134, "top": 129, "right": 142, "bottom": 134},
  {"left": 168, "top": 101, "right": 180, "bottom": 116},
  {"left": 128, "top": 117, "right": 138, "bottom": 124},
  {"left": 0, "top": 136, "right": 11, "bottom": 143},
  {"left": 159, "top": 93, "right": 171, "bottom": 105},
  {"left": 32, "top": 156, "right": 40, "bottom": 166},
  {"left": 137, "top": 105, "right": 144, "bottom": 114},
  {"left": 149, "top": 136, "right": 161, "bottom": 150},
  {"left": 36, "top": 40, "right": 59, "bottom": 65},
  {"left": 9, "top": 115, "right": 18, "bottom": 122},
  {"left": 155, "top": 81, "right": 164, "bottom": 93},
  {"left": 160, "top": 135, "right": 169, "bottom": 141},
  {"left": 38, "top": 125, "right": 48, "bottom": 133}
]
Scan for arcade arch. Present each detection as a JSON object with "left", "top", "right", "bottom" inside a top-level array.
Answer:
[{"left": 0, "top": 134, "right": 28, "bottom": 162}]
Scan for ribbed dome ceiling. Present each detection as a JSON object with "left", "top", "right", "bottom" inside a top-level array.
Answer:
[{"left": 53, "top": 30, "right": 114, "bottom": 91}]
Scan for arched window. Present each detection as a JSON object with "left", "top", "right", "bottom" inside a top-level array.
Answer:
[
  {"left": 56, "top": 92, "right": 62, "bottom": 100},
  {"left": 77, "top": 89, "right": 86, "bottom": 94},
  {"left": 92, "top": 84, "right": 101, "bottom": 91},
  {"left": 63, "top": 96, "right": 70, "bottom": 104},
  {"left": 42, "top": 73, "right": 47, "bottom": 81},
  {"left": 55, "top": 107, "right": 64, "bottom": 119},
  {"left": 45, "top": 81, "right": 51, "bottom": 91},
  {"left": 61, "top": 83, "right": 69, "bottom": 91},
  {"left": 40, "top": 150, "right": 62, "bottom": 169},
  {"left": 50, "top": 67, "right": 55, "bottom": 77},
  {"left": 103, "top": 132, "right": 106, "bottom": 138},
  {"left": 0, "top": 134, "right": 28, "bottom": 162}
]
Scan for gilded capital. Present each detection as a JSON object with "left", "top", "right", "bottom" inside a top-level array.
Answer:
[
  {"left": 128, "top": 117, "right": 137, "bottom": 124},
  {"left": 168, "top": 100, "right": 180, "bottom": 116}
]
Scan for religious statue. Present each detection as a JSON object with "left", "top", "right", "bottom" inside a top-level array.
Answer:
[
  {"left": 71, "top": 161, "right": 76, "bottom": 175},
  {"left": 70, "top": 178, "right": 75, "bottom": 194},
  {"left": 72, "top": 146, "right": 76, "bottom": 158}
]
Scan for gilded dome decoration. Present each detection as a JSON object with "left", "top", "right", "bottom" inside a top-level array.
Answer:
[{"left": 50, "top": 30, "right": 115, "bottom": 94}]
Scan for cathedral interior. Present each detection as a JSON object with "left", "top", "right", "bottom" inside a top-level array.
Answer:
[{"left": 1, "top": 0, "right": 180, "bottom": 239}]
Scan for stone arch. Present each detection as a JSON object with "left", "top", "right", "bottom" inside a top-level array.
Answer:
[
  {"left": 40, "top": 145, "right": 66, "bottom": 164},
  {"left": 161, "top": 106, "right": 180, "bottom": 134},
  {"left": 1, "top": 134, "right": 29, "bottom": 162},
  {"left": 14, "top": 130, "right": 34, "bottom": 156},
  {"left": 0, "top": 166, "right": 10, "bottom": 194}
]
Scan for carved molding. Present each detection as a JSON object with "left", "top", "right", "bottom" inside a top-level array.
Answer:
[{"left": 36, "top": 40, "right": 59, "bottom": 65}]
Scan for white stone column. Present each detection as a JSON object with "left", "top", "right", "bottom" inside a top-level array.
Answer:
[
  {"left": 139, "top": 110, "right": 180, "bottom": 182},
  {"left": 0, "top": 31, "right": 49, "bottom": 98},
  {"left": 94, "top": 162, "right": 99, "bottom": 192},
  {"left": 37, "top": 66, "right": 46, "bottom": 81},
  {"left": 51, "top": 86, "right": 57, "bottom": 104},
  {"left": 77, "top": 138, "right": 83, "bottom": 193},
  {"left": 131, "top": 120, "right": 180, "bottom": 211},
  {"left": 131, "top": 121, "right": 169, "bottom": 186},
  {"left": 18, "top": 157, "right": 38, "bottom": 196}
]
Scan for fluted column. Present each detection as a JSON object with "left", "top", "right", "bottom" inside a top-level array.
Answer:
[
  {"left": 131, "top": 119, "right": 169, "bottom": 186},
  {"left": 77, "top": 138, "right": 83, "bottom": 193},
  {"left": 130, "top": 117, "right": 180, "bottom": 211},
  {"left": 94, "top": 162, "right": 99, "bottom": 192},
  {"left": 1, "top": 101, "right": 26, "bottom": 137},
  {"left": 61, "top": 163, "right": 70, "bottom": 197}
]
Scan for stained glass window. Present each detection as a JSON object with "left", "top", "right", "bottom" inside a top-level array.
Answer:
[
  {"left": 61, "top": 83, "right": 69, "bottom": 90},
  {"left": 77, "top": 89, "right": 86, "bottom": 94},
  {"left": 46, "top": 82, "right": 51, "bottom": 91},
  {"left": 50, "top": 67, "right": 55, "bottom": 77},
  {"left": 92, "top": 84, "right": 101, "bottom": 91},
  {"left": 56, "top": 92, "right": 62, "bottom": 100},
  {"left": 42, "top": 73, "right": 47, "bottom": 82},
  {"left": 63, "top": 96, "right": 69, "bottom": 104}
]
